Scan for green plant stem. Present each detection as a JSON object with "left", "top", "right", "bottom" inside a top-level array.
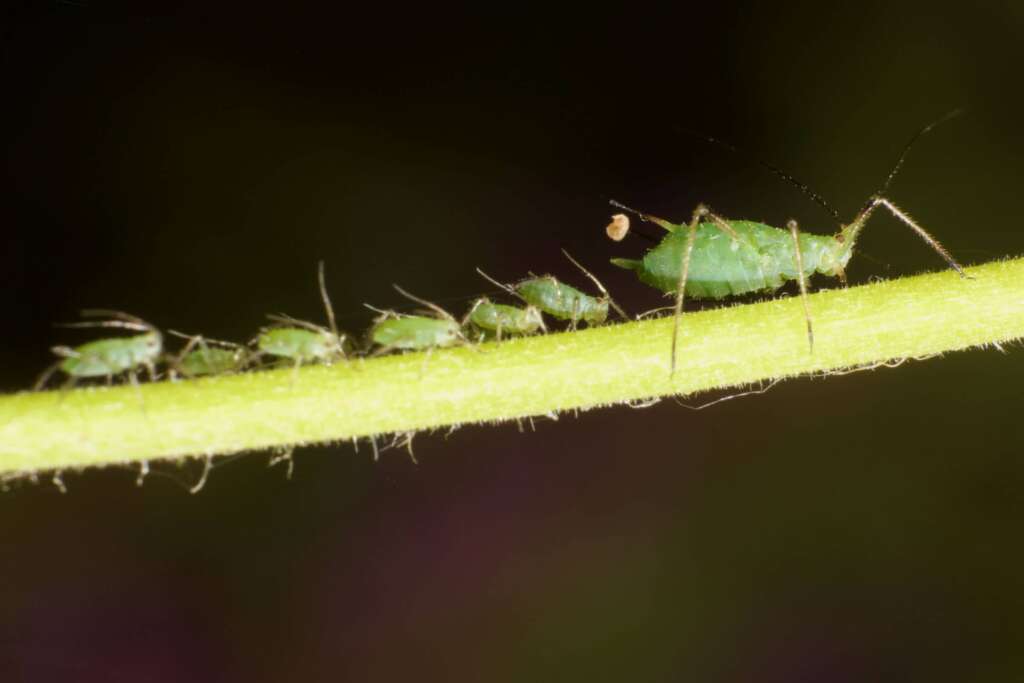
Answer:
[{"left": 2, "top": 257, "right": 1023, "bottom": 476}]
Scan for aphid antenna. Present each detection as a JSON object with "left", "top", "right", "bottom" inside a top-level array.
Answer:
[
  {"left": 362, "top": 303, "right": 392, "bottom": 317},
  {"left": 58, "top": 319, "right": 154, "bottom": 333},
  {"left": 167, "top": 329, "right": 243, "bottom": 348},
  {"left": 264, "top": 313, "right": 326, "bottom": 333},
  {"left": 79, "top": 309, "right": 154, "bottom": 326},
  {"left": 840, "top": 108, "right": 968, "bottom": 277},
  {"left": 560, "top": 249, "right": 629, "bottom": 321},
  {"left": 867, "top": 107, "right": 965, "bottom": 206},
  {"left": 391, "top": 285, "right": 456, "bottom": 322},
  {"left": 475, "top": 268, "right": 521, "bottom": 300},
  {"left": 672, "top": 126, "right": 843, "bottom": 226},
  {"left": 317, "top": 260, "right": 341, "bottom": 340}
]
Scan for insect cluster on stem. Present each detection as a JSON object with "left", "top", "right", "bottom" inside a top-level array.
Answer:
[{"left": 34, "top": 251, "right": 625, "bottom": 391}]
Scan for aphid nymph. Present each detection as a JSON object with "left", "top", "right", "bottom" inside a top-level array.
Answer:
[
  {"left": 478, "top": 249, "right": 627, "bottom": 329},
  {"left": 463, "top": 297, "right": 546, "bottom": 341},
  {"left": 368, "top": 285, "right": 465, "bottom": 353},
  {"left": 254, "top": 261, "right": 348, "bottom": 368},
  {"left": 35, "top": 310, "right": 163, "bottom": 390},
  {"left": 167, "top": 330, "right": 248, "bottom": 380}
]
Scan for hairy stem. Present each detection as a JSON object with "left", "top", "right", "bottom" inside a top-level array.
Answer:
[{"left": 2, "top": 257, "right": 1022, "bottom": 476}]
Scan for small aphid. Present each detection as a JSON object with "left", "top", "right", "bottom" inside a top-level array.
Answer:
[
  {"left": 167, "top": 331, "right": 248, "bottom": 380},
  {"left": 608, "top": 111, "right": 969, "bottom": 375},
  {"left": 367, "top": 285, "right": 464, "bottom": 353},
  {"left": 463, "top": 297, "right": 546, "bottom": 341},
  {"left": 478, "top": 249, "right": 627, "bottom": 328},
  {"left": 35, "top": 310, "right": 163, "bottom": 390},
  {"left": 254, "top": 261, "right": 348, "bottom": 368},
  {"left": 606, "top": 213, "right": 630, "bottom": 241}
]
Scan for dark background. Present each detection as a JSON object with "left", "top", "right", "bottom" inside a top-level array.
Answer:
[{"left": 3, "top": 3, "right": 1024, "bottom": 680}]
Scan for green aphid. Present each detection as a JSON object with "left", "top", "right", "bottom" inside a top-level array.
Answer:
[
  {"left": 464, "top": 297, "right": 545, "bottom": 341},
  {"left": 478, "top": 249, "right": 627, "bottom": 328},
  {"left": 608, "top": 112, "right": 969, "bottom": 374},
  {"left": 167, "top": 331, "right": 248, "bottom": 380},
  {"left": 368, "top": 285, "right": 465, "bottom": 353},
  {"left": 35, "top": 310, "right": 163, "bottom": 390},
  {"left": 254, "top": 261, "right": 349, "bottom": 367}
]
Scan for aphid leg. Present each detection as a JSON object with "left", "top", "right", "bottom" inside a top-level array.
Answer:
[
  {"left": 637, "top": 305, "right": 674, "bottom": 320},
  {"left": 844, "top": 196, "right": 968, "bottom": 277},
  {"left": 52, "top": 470, "right": 67, "bottom": 494},
  {"left": 136, "top": 460, "right": 150, "bottom": 487},
  {"left": 560, "top": 249, "right": 629, "bottom": 321},
  {"left": 370, "top": 435, "right": 380, "bottom": 462},
  {"left": 189, "top": 456, "right": 213, "bottom": 494},
  {"left": 145, "top": 359, "right": 159, "bottom": 382},
  {"left": 167, "top": 332, "right": 202, "bottom": 381},
  {"left": 418, "top": 347, "right": 434, "bottom": 379},
  {"left": 834, "top": 263, "right": 848, "bottom": 287},
  {"left": 875, "top": 197, "right": 969, "bottom": 277},
  {"left": 460, "top": 300, "right": 482, "bottom": 335},
  {"left": 126, "top": 369, "right": 148, "bottom": 415},
  {"left": 788, "top": 219, "right": 814, "bottom": 353},
  {"left": 33, "top": 359, "right": 64, "bottom": 391},
  {"left": 269, "top": 447, "right": 295, "bottom": 480},
  {"left": 670, "top": 205, "right": 707, "bottom": 377}
]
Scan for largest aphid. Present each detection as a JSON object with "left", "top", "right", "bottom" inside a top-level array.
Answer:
[{"left": 609, "top": 112, "right": 968, "bottom": 373}]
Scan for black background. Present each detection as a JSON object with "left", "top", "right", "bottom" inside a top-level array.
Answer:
[{"left": 3, "top": 4, "right": 1024, "bottom": 680}]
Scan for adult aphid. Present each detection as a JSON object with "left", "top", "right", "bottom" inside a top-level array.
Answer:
[
  {"left": 478, "top": 249, "right": 627, "bottom": 329},
  {"left": 254, "top": 261, "right": 349, "bottom": 369},
  {"left": 463, "top": 298, "right": 546, "bottom": 342},
  {"left": 166, "top": 330, "right": 249, "bottom": 380},
  {"left": 608, "top": 112, "right": 968, "bottom": 374},
  {"left": 367, "top": 285, "right": 466, "bottom": 353},
  {"left": 35, "top": 310, "right": 163, "bottom": 390}
]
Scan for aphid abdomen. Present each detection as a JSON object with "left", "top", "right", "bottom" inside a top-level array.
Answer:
[
  {"left": 469, "top": 302, "right": 542, "bottom": 335},
  {"left": 258, "top": 329, "right": 333, "bottom": 363},
  {"left": 371, "top": 317, "right": 461, "bottom": 350},
  {"left": 180, "top": 348, "right": 243, "bottom": 376},
  {"left": 517, "top": 278, "right": 608, "bottom": 324},
  {"left": 615, "top": 221, "right": 840, "bottom": 299}
]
